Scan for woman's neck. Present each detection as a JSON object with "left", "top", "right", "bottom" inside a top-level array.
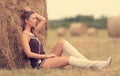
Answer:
[{"left": 24, "top": 24, "right": 32, "bottom": 33}]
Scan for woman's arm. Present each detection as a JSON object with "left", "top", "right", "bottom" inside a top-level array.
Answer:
[
  {"left": 34, "top": 13, "right": 46, "bottom": 32},
  {"left": 24, "top": 6, "right": 46, "bottom": 33},
  {"left": 21, "top": 34, "right": 55, "bottom": 59}
]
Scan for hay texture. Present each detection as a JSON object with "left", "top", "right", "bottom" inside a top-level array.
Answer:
[
  {"left": 87, "top": 28, "right": 98, "bottom": 36},
  {"left": 107, "top": 16, "right": 120, "bottom": 37},
  {"left": 69, "top": 23, "right": 87, "bottom": 36},
  {"left": 56, "top": 27, "right": 67, "bottom": 36},
  {"left": 0, "top": 0, "right": 48, "bottom": 69}
]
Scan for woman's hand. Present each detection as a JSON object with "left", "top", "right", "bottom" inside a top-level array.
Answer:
[
  {"left": 45, "top": 54, "right": 57, "bottom": 58},
  {"left": 24, "top": 6, "right": 31, "bottom": 11}
]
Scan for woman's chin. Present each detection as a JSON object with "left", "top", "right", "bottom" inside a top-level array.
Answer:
[{"left": 31, "top": 25, "right": 35, "bottom": 28}]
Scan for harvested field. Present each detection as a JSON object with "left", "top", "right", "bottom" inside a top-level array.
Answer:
[{"left": 0, "top": 29, "right": 120, "bottom": 76}]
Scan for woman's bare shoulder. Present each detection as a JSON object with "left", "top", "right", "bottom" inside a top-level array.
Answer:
[{"left": 21, "top": 32, "right": 30, "bottom": 41}]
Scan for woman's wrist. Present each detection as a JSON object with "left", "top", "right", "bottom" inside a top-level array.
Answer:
[
  {"left": 38, "top": 54, "right": 47, "bottom": 59},
  {"left": 44, "top": 55, "right": 47, "bottom": 58}
]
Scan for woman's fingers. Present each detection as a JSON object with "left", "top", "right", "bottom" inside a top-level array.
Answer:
[
  {"left": 46, "top": 54, "right": 56, "bottom": 58},
  {"left": 51, "top": 53, "right": 57, "bottom": 57},
  {"left": 24, "top": 6, "right": 31, "bottom": 11}
]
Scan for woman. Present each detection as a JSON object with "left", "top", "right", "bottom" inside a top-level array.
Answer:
[{"left": 21, "top": 7, "right": 112, "bottom": 69}]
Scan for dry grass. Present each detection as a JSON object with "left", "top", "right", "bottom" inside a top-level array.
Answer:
[{"left": 0, "top": 29, "right": 120, "bottom": 76}]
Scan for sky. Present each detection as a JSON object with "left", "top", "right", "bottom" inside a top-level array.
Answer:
[{"left": 47, "top": 0, "right": 120, "bottom": 20}]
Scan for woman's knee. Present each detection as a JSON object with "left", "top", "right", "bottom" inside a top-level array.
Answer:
[{"left": 59, "top": 39, "right": 66, "bottom": 44}]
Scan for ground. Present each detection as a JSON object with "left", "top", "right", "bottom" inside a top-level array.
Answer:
[{"left": 0, "top": 29, "right": 120, "bottom": 76}]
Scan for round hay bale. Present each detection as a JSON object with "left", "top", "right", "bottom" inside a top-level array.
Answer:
[
  {"left": 107, "top": 16, "right": 120, "bottom": 37},
  {"left": 56, "top": 27, "right": 67, "bottom": 36},
  {"left": 69, "top": 23, "right": 87, "bottom": 36},
  {"left": 0, "top": 0, "right": 48, "bottom": 69},
  {"left": 87, "top": 28, "right": 98, "bottom": 36}
]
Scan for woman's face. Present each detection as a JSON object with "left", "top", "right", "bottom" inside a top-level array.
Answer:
[{"left": 26, "top": 13, "right": 37, "bottom": 28}]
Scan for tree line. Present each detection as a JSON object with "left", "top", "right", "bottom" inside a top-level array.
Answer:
[{"left": 49, "top": 15, "right": 107, "bottom": 29}]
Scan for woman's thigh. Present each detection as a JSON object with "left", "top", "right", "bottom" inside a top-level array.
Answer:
[
  {"left": 51, "top": 39, "right": 65, "bottom": 56},
  {"left": 41, "top": 56, "right": 70, "bottom": 69}
]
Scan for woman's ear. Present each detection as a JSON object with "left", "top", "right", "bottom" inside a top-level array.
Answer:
[{"left": 25, "top": 19, "right": 29, "bottom": 24}]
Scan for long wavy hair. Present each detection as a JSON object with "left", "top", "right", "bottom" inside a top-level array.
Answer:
[{"left": 21, "top": 11, "right": 44, "bottom": 45}]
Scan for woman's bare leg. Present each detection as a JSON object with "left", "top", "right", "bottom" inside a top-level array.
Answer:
[
  {"left": 50, "top": 39, "right": 88, "bottom": 60},
  {"left": 42, "top": 56, "right": 70, "bottom": 69},
  {"left": 42, "top": 56, "right": 111, "bottom": 69},
  {"left": 50, "top": 39, "right": 65, "bottom": 56}
]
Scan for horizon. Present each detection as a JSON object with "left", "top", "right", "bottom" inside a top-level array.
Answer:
[{"left": 47, "top": 0, "right": 120, "bottom": 20}]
